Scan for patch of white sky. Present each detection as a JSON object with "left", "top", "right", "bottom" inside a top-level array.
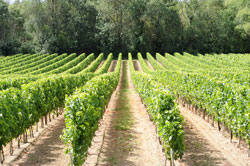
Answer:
[{"left": 5, "top": 0, "right": 21, "bottom": 4}]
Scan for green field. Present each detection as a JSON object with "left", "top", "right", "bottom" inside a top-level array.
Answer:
[{"left": 0, "top": 53, "right": 249, "bottom": 165}]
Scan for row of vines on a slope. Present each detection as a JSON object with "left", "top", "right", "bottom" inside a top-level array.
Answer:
[
  {"left": 77, "top": 53, "right": 104, "bottom": 74},
  {"left": 0, "top": 73, "right": 94, "bottom": 152},
  {"left": 156, "top": 53, "right": 250, "bottom": 85},
  {"left": 95, "top": 53, "right": 113, "bottom": 74},
  {"left": 30, "top": 53, "right": 77, "bottom": 74},
  {"left": 0, "top": 76, "right": 38, "bottom": 91},
  {"left": 129, "top": 54, "right": 185, "bottom": 163},
  {"left": 62, "top": 54, "right": 122, "bottom": 166},
  {"left": 1, "top": 51, "right": 249, "bottom": 166},
  {"left": 0, "top": 54, "right": 34, "bottom": 69},
  {"left": 0, "top": 54, "right": 22, "bottom": 63},
  {"left": 47, "top": 53, "right": 86, "bottom": 74},
  {"left": 4, "top": 53, "right": 84, "bottom": 75},
  {"left": 0, "top": 53, "right": 101, "bottom": 91},
  {"left": 145, "top": 53, "right": 250, "bottom": 155},
  {"left": 0, "top": 53, "right": 114, "bottom": 158},
  {"left": 65, "top": 53, "right": 95, "bottom": 74},
  {"left": 0, "top": 53, "right": 105, "bottom": 76},
  {"left": 16, "top": 53, "right": 64, "bottom": 74},
  {"left": 0, "top": 54, "right": 48, "bottom": 73},
  {"left": 1, "top": 54, "right": 53, "bottom": 74}
]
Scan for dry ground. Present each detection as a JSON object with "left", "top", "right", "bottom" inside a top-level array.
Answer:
[
  {"left": 6, "top": 60, "right": 250, "bottom": 166},
  {"left": 85, "top": 61, "right": 165, "bottom": 166},
  {"left": 11, "top": 115, "right": 70, "bottom": 166}
]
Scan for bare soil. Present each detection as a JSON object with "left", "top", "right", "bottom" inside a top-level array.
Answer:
[
  {"left": 133, "top": 60, "right": 143, "bottom": 71},
  {"left": 4, "top": 59, "right": 249, "bottom": 166},
  {"left": 10, "top": 115, "right": 69, "bottom": 166},
  {"left": 179, "top": 105, "right": 250, "bottom": 166},
  {"left": 108, "top": 60, "right": 117, "bottom": 72},
  {"left": 136, "top": 59, "right": 249, "bottom": 166},
  {"left": 85, "top": 61, "right": 165, "bottom": 166}
]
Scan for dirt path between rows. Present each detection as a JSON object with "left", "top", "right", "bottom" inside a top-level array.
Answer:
[
  {"left": 11, "top": 116, "right": 69, "bottom": 166},
  {"left": 6, "top": 59, "right": 247, "bottom": 166},
  {"left": 108, "top": 60, "right": 117, "bottom": 72},
  {"left": 133, "top": 60, "right": 143, "bottom": 71},
  {"left": 138, "top": 60, "right": 250, "bottom": 166},
  {"left": 179, "top": 105, "right": 250, "bottom": 166},
  {"left": 85, "top": 60, "right": 165, "bottom": 166}
]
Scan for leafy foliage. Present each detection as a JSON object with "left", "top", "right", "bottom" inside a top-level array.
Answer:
[
  {"left": 129, "top": 53, "right": 185, "bottom": 160},
  {"left": 1, "top": 0, "right": 250, "bottom": 56},
  {"left": 78, "top": 53, "right": 104, "bottom": 74},
  {"left": 0, "top": 76, "right": 38, "bottom": 90},
  {"left": 0, "top": 73, "right": 95, "bottom": 151},
  {"left": 146, "top": 52, "right": 250, "bottom": 148},
  {"left": 65, "top": 53, "right": 95, "bottom": 74},
  {"left": 62, "top": 54, "right": 122, "bottom": 165},
  {"left": 95, "top": 53, "right": 113, "bottom": 74}
]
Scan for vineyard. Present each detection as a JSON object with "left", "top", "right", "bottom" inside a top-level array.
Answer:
[{"left": 0, "top": 53, "right": 249, "bottom": 166}]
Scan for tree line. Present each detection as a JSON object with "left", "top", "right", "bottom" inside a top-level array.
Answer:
[{"left": 0, "top": 0, "right": 249, "bottom": 57}]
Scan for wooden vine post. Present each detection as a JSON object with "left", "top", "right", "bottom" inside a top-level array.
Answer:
[
  {"left": 0, "top": 150, "right": 2, "bottom": 165},
  {"left": 238, "top": 133, "right": 241, "bottom": 148},
  {"left": 230, "top": 131, "right": 233, "bottom": 143},
  {"left": 70, "top": 152, "right": 73, "bottom": 166},
  {"left": 170, "top": 148, "right": 175, "bottom": 166},
  {"left": 212, "top": 116, "right": 215, "bottom": 127},
  {"left": 9, "top": 141, "right": 13, "bottom": 155},
  {"left": 45, "top": 115, "right": 48, "bottom": 125},
  {"left": 202, "top": 109, "right": 206, "bottom": 120},
  {"left": 61, "top": 107, "right": 64, "bottom": 115},
  {"left": 41, "top": 117, "right": 44, "bottom": 128},
  {"left": 29, "top": 127, "right": 34, "bottom": 138},
  {"left": 57, "top": 108, "right": 59, "bottom": 117},
  {"left": 218, "top": 121, "right": 221, "bottom": 131},
  {"left": 18, "top": 136, "right": 21, "bottom": 149},
  {"left": 0, "top": 149, "right": 4, "bottom": 165},
  {"left": 23, "top": 132, "right": 27, "bottom": 143},
  {"left": 49, "top": 112, "right": 51, "bottom": 122}
]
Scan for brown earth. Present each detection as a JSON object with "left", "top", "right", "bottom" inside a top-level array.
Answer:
[
  {"left": 85, "top": 61, "right": 165, "bottom": 166},
  {"left": 10, "top": 115, "right": 69, "bottom": 166},
  {"left": 142, "top": 60, "right": 250, "bottom": 166},
  {"left": 133, "top": 60, "right": 143, "bottom": 71},
  {"left": 5, "top": 59, "right": 250, "bottom": 166},
  {"left": 178, "top": 105, "right": 250, "bottom": 166},
  {"left": 108, "top": 60, "right": 117, "bottom": 72}
]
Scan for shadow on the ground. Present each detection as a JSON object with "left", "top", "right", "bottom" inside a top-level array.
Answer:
[
  {"left": 12, "top": 118, "right": 66, "bottom": 166},
  {"left": 133, "top": 60, "right": 140, "bottom": 71},
  {"left": 180, "top": 119, "right": 232, "bottom": 166},
  {"left": 98, "top": 61, "right": 140, "bottom": 166},
  {"left": 109, "top": 60, "right": 117, "bottom": 72}
]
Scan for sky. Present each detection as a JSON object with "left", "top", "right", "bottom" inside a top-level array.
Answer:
[{"left": 5, "top": 0, "right": 20, "bottom": 4}]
